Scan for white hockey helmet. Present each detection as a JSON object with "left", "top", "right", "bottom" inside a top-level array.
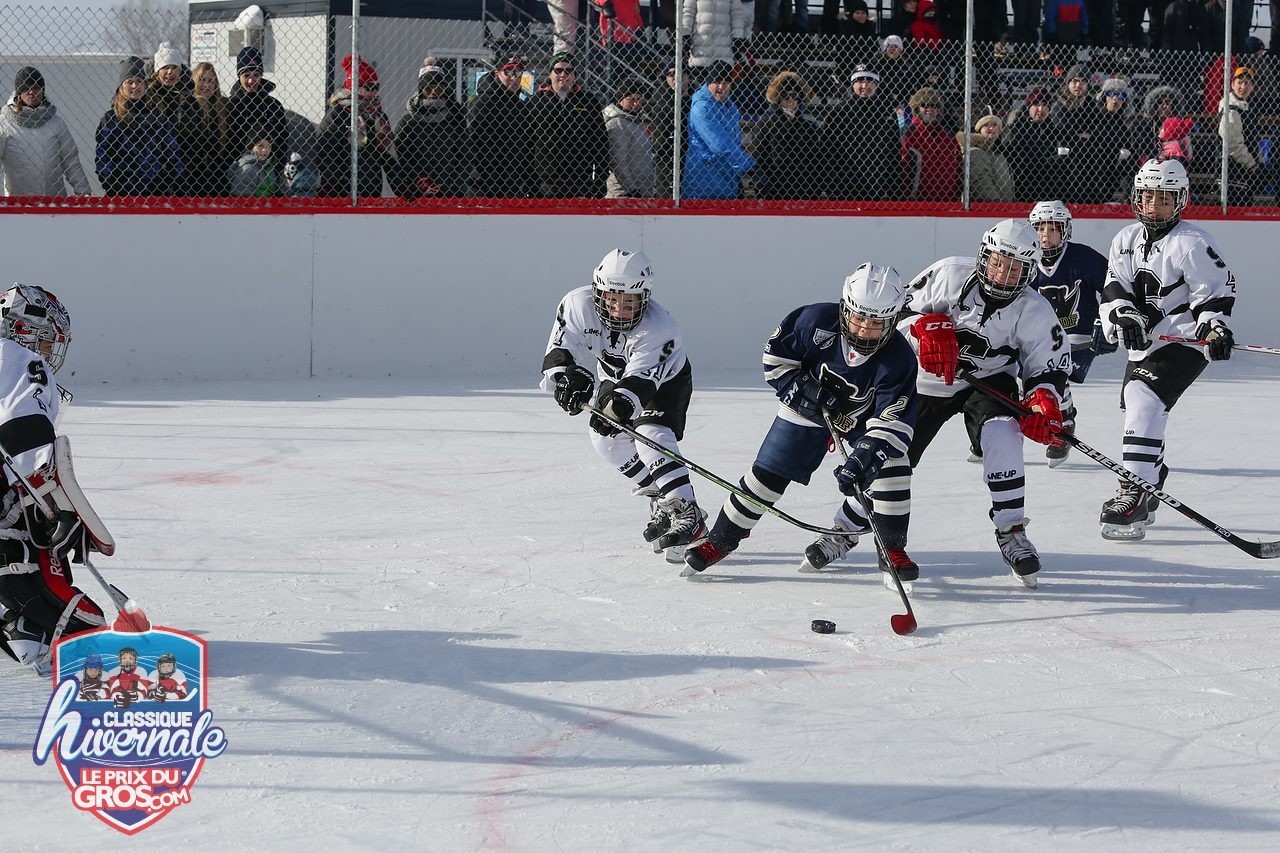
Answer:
[
  {"left": 1132, "top": 157, "right": 1188, "bottom": 228},
  {"left": 592, "top": 249, "right": 654, "bottom": 331},
  {"left": 840, "top": 262, "right": 907, "bottom": 356},
  {"left": 0, "top": 283, "right": 70, "bottom": 372},
  {"left": 1027, "top": 200, "right": 1072, "bottom": 264},
  {"left": 977, "top": 219, "right": 1042, "bottom": 303}
]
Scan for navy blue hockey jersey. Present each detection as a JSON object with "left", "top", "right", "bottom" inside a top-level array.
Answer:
[{"left": 1030, "top": 241, "right": 1108, "bottom": 350}]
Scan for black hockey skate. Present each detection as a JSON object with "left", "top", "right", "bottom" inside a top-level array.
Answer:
[
  {"left": 996, "top": 522, "right": 1040, "bottom": 587},
  {"left": 655, "top": 497, "right": 707, "bottom": 563},
  {"left": 799, "top": 523, "right": 867, "bottom": 573},
  {"left": 680, "top": 532, "right": 736, "bottom": 577},
  {"left": 876, "top": 541, "right": 920, "bottom": 592},
  {"left": 1099, "top": 484, "right": 1155, "bottom": 541}
]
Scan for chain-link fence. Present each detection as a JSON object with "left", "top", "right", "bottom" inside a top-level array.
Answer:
[{"left": 0, "top": 3, "right": 1273, "bottom": 209}]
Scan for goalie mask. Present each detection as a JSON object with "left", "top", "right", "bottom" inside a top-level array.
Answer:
[
  {"left": 0, "top": 283, "right": 70, "bottom": 372},
  {"left": 592, "top": 249, "right": 653, "bottom": 332},
  {"left": 1028, "top": 200, "right": 1072, "bottom": 265},
  {"left": 840, "top": 263, "right": 907, "bottom": 358},
  {"left": 977, "top": 219, "right": 1042, "bottom": 303},
  {"left": 1132, "top": 158, "right": 1188, "bottom": 229}
]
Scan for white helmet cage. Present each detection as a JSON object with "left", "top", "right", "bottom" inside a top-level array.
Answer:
[
  {"left": 977, "top": 219, "right": 1042, "bottom": 303},
  {"left": 1027, "top": 200, "right": 1073, "bottom": 265},
  {"left": 592, "top": 249, "right": 654, "bottom": 331},
  {"left": 0, "top": 283, "right": 70, "bottom": 372},
  {"left": 1132, "top": 158, "right": 1189, "bottom": 228},
  {"left": 840, "top": 262, "right": 907, "bottom": 356}
]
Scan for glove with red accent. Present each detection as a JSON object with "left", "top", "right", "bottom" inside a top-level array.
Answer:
[
  {"left": 910, "top": 313, "right": 960, "bottom": 385},
  {"left": 1019, "top": 387, "right": 1065, "bottom": 446}
]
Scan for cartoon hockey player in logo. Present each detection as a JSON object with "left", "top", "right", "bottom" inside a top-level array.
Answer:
[
  {"left": 147, "top": 651, "right": 188, "bottom": 702},
  {"left": 107, "top": 646, "right": 153, "bottom": 708},
  {"left": 77, "top": 652, "right": 108, "bottom": 701}
]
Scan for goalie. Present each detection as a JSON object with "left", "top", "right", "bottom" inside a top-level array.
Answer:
[{"left": 0, "top": 283, "right": 119, "bottom": 676}]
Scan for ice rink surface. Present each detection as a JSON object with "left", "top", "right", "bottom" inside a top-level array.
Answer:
[{"left": 1, "top": 356, "right": 1279, "bottom": 851}]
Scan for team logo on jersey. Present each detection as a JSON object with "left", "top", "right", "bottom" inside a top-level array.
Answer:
[
  {"left": 812, "top": 329, "right": 837, "bottom": 349},
  {"left": 1038, "top": 283, "right": 1080, "bottom": 330},
  {"left": 32, "top": 604, "right": 227, "bottom": 835}
]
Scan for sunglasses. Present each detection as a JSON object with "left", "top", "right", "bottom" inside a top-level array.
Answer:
[
  {"left": 551, "top": 66, "right": 575, "bottom": 74},
  {"left": 1106, "top": 92, "right": 1126, "bottom": 99}
]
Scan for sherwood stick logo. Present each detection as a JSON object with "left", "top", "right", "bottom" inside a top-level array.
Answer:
[{"left": 31, "top": 603, "right": 228, "bottom": 835}]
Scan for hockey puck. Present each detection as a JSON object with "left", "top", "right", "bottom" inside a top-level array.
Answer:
[{"left": 811, "top": 619, "right": 836, "bottom": 634}]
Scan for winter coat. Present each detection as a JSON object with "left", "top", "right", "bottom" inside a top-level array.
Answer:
[
  {"left": 147, "top": 82, "right": 204, "bottom": 194},
  {"left": 909, "top": 0, "right": 943, "bottom": 48},
  {"left": 901, "top": 116, "right": 959, "bottom": 200},
  {"left": 528, "top": 85, "right": 609, "bottom": 198},
  {"left": 94, "top": 101, "right": 182, "bottom": 196},
  {"left": 466, "top": 73, "right": 536, "bottom": 198},
  {"left": 602, "top": 102, "right": 654, "bottom": 198},
  {"left": 1140, "top": 85, "right": 1184, "bottom": 160},
  {"left": 188, "top": 97, "right": 233, "bottom": 197},
  {"left": 882, "top": 0, "right": 916, "bottom": 37},
  {"left": 1004, "top": 112, "right": 1061, "bottom": 203},
  {"left": 394, "top": 93, "right": 468, "bottom": 199},
  {"left": 644, "top": 83, "right": 689, "bottom": 199},
  {"left": 1085, "top": 106, "right": 1137, "bottom": 202},
  {"left": 0, "top": 96, "right": 90, "bottom": 196},
  {"left": 754, "top": 106, "right": 823, "bottom": 200},
  {"left": 593, "top": 0, "right": 644, "bottom": 44},
  {"left": 1219, "top": 91, "right": 1259, "bottom": 170},
  {"left": 315, "top": 92, "right": 397, "bottom": 198},
  {"left": 825, "top": 92, "right": 901, "bottom": 200},
  {"left": 227, "top": 78, "right": 289, "bottom": 170},
  {"left": 1162, "top": 0, "right": 1202, "bottom": 50},
  {"left": 227, "top": 153, "right": 280, "bottom": 197},
  {"left": 959, "top": 131, "right": 1014, "bottom": 202},
  {"left": 680, "top": 0, "right": 754, "bottom": 66},
  {"left": 682, "top": 83, "right": 754, "bottom": 199}
]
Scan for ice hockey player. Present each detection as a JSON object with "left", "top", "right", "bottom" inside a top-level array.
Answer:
[
  {"left": 1097, "top": 158, "right": 1237, "bottom": 541},
  {"left": 541, "top": 249, "right": 706, "bottom": 562},
  {"left": 78, "top": 651, "right": 108, "bottom": 701},
  {"left": 967, "top": 201, "right": 1112, "bottom": 468},
  {"left": 107, "top": 646, "right": 153, "bottom": 707},
  {"left": 0, "top": 284, "right": 120, "bottom": 676},
  {"left": 682, "top": 263, "right": 918, "bottom": 582},
  {"left": 148, "top": 651, "right": 189, "bottom": 701},
  {"left": 897, "top": 220, "right": 1072, "bottom": 587}
]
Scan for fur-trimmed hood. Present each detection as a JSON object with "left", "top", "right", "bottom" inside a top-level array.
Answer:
[{"left": 765, "top": 71, "right": 813, "bottom": 105}]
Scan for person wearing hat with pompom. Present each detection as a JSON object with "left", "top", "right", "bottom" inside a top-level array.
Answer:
[
  {"left": 961, "top": 113, "right": 1015, "bottom": 201},
  {"left": 827, "top": 64, "right": 899, "bottom": 200},
  {"left": 228, "top": 45, "right": 287, "bottom": 179},
  {"left": 0, "top": 65, "right": 90, "bottom": 196},
  {"left": 95, "top": 56, "right": 183, "bottom": 196},
  {"left": 1005, "top": 86, "right": 1061, "bottom": 202},
  {"left": 528, "top": 52, "right": 609, "bottom": 198},
  {"left": 394, "top": 60, "right": 468, "bottom": 199},
  {"left": 754, "top": 70, "right": 821, "bottom": 200},
  {"left": 316, "top": 53, "right": 396, "bottom": 197},
  {"left": 145, "top": 41, "right": 205, "bottom": 195},
  {"left": 468, "top": 54, "right": 536, "bottom": 198}
]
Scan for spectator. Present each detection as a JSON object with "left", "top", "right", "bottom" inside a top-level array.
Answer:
[
  {"left": 682, "top": 61, "right": 754, "bottom": 199},
  {"left": 1199, "top": 0, "right": 1226, "bottom": 51},
  {"left": 973, "top": 0, "right": 1009, "bottom": 41},
  {"left": 227, "top": 46, "right": 288, "bottom": 172},
  {"left": 909, "top": 0, "right": 943, "bottom": 49},
  {"left": 826, "top": 64, "right": 901, "bottom": 200},
  {"left": 227, "top": 130, "right": 280, "bottom": 197},
  {"left": 316, "top": 54, "right": 397, "bottom": 198},
  {"left": 529, "top": 52, "right": 609, "bottom": 198},
  {"left": 591, "top": 0, "right": 646, "bottom": 88},
  {"left": 468, "top": 55, "right": 536, "bottom": 198},
  {"left": 603, "top": 78, "right": 655, "bottom": 198},
  {"left": 189, "top": 62, "right": 232, "bottom": 196},
  {"left": 546, "top": 0, "right": 581, "bottom": 54},
  {"left": 0, "top": 66, "right": 91, "bottom": 196},
  {"left": 1045, "top": 0, "right": 1089, "bottom": 47},
  {"left": 917, "top": 65, "right": 958, "bottom": 133},
  {"left": 147, "top": 42, "right": 202, "bottom": 195},
  {"left": 962, "top": 113, "right": 1015, "bottom": 202},
  {"left": 1005, "top": 86, "right": 1061, "bottom": 203},
  {"left": 1011, "top": 0, "right": 1040, "bottom": 43},
  {"left": 873, "top": 35, "right": 913, "bottom": 116},
  {"left": 680, "top": 0, "right": 755, "bottom": 70},
  {"left": 394, "top": 62, "right": 468, "bottom": 199},
  {"left": 283, "top": 151, "right": 318, "bottom": 197},
  {"left": 1051, "top": 65, "right": 1097, "bottom": 198},
  {"left": 902, "top": 86, "right": 959, "bottom": 200},
  {"left": 1140, "top": 84, "right": 1183, "bottom": 162},
  {"left": 645, "top": 62, "right": 690, "bottom": 199},
  {"left": 754, "top": 71, "right": 822, "bottom": 200},
  {"left": 824, "top": 0, "right": 878, "bottom": 37},
  {"left": 1087, "top": 78, "right": 1138, "bottom": 203},
  {"left": 1162, "top": 0, "right": 1202, "bottom": 49},
  {"left": 759, "top": 0, "right": 809, "bottom": 33},
  {"left": 883, "top": 0, "right": 918, "bottom": 38},
  {"left": 95, "top": 56, "right": 182, "bottom": 196},
  {"left": 1219, "top": 66, "right": 1267, "bottom": 205}
]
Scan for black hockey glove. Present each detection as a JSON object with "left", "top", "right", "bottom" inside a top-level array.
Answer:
[
  {"left": 1110, "top": 304, "right": 1149, "bottom": 351},
  {"left": 589, "top": 392, "right": 635, "bottom": 437},
  {"left": 834, "top": 439, "right": 887, "bottom": 496},
  {"left": 1195, "top": 318, "right": 1234, "bottom": 361},
  {"left": 781, "top": 372, "right": 839, "bottom": 424},
  {"left": 553, "top": 365, "right": 595, "bottom": 415},
  {"left": 1091, "top": 318, "right": 1117, "bottom": 355}
]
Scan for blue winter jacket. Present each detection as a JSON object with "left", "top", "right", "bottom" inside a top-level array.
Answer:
[{"left": 681, "top": 85, "right": 754, "bottom": 200}]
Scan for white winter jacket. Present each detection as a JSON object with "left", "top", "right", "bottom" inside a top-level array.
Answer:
[
  {"left": 0, "top": 96, "right": 90, "bottom": 196},
  {"left": 680, "top": 0, "right": 754, "bottom": 66}
]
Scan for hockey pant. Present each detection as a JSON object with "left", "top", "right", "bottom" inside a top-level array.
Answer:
[
  {"left": 910, "top": 373, "right": 1031, "bottom": 532},
  {"left": 592, "top": 425, "right": 695, "bottom": 504},
  {"left": 707, "top": 415, "right": 911, "bottom": 549},
  {"left": 1117, "top": 345, "right": 1205, "bottom": 488}
]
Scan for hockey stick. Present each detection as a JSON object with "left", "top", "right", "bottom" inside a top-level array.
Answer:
[
  {"left": 1157, "top": 335, "right": 1280, "bottom": 356},
  {"left": 822, "top": 412, "right": 917, "bottom": 635},
  {"left": 582, "top": 404, "right": 852, "bottom": 536},
  {"left": 962, "top": 374, "right": 1280, "bottom": 559}
]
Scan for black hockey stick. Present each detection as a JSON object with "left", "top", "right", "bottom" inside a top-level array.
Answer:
[
  {"left": 963, "top": 374, "right": 1280, "bottom": 560},
  {"left": 822, "top": 412, "right": 917, "bottom": 635},
  {"left": 582, "top": 404, "right": 852, "bottom": 536}
]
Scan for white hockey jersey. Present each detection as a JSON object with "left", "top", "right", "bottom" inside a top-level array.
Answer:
[
  {"left": 0, "top": 337, "right": 60, "bottom": 481},
  {"left": 902, "top": 257, "right": 1072, "bottom": 400},
  {"left": 540, "top": 286, "right": 690, "bottom": 410},
  {"left": 1100, "top": 220, "right": 1237, "bottom": 362}
]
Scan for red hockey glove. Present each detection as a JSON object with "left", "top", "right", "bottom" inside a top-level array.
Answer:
[
  {"left": 1019, "top": 387, "right": 1064, "bottom": 446},
  {"left": 910, "top": 313, "right": 960, "bottom": 385}
]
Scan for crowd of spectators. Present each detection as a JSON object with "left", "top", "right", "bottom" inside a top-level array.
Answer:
[{"left": 2, "top": 11, "right": 1279, "bottom": 205}]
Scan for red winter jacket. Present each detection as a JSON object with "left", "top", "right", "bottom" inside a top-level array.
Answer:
[
  {"left": 910, "top": 0, "right": 944, "bottom": 48},
  {"left": 594, "top": 0, "right": 643, "bottom": 45},
  {"left": 903, "top": 116, "right": 961, "bottom": 200}
]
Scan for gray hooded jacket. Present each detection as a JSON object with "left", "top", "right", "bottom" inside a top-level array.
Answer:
[
  {"left": 603, "top": 102, "right": 655, "bottom": 198},
  {"left": 0, "top": 95, "right": 91, "bottom": 196}
]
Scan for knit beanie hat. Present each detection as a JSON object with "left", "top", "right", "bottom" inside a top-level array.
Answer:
[
  {"left": 850, "top": 63, "right": 880, "bottom": 84},
  {"left": 153, "top": 41, "right": 183, "bottom": 70},
  {"left": 236, "top": 46, "right": 263, "bottom": 74},
  {"left": 417, "top": 64, "right": 447, "bottom": 91},
  {"left": 614, "top": 78, "right": 646, "bottom": 103},
  {"left": 14, "top": 66, "right": 44, "bottom": 92},
  {"left": 1099, "top": 77, "right": 1128, "bottom": 98},
  {"left": 882, "top": 35, "right": 904, "bottom": 53},
  {"left": 118, "top": 56, "right": 147, "bottom": 87},
  {"left": 342, "top": 54, "right": 378, "bottom": 90},
  {"left": 975, "top": 113, "right": 1003, "bottom": 133}
]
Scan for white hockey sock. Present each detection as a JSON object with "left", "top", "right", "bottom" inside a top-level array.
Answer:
[
  {"left": 981, "top": 417, "right": 1028, "bottom": 530},
  {"left": 1121, "top": 381, "right": 1168, "bottom": 485}
]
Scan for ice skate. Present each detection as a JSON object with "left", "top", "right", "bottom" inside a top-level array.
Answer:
[
  {"left": 1045, "top": 442, "right": 1070, "bottom": 468},
  {"left": 1099, "top": 484, "right": 1153, "bottom": 541},
  {"left": 799, "top": 523, "right": 866, "bottom": 573},
  {"left": 633, "top": 486, "right": 669, "bottom": 554},
  {"left": 876, "top": 542, "right": 919, "bottom": 593},
  {"left": 966, "top": 448, "right": 983, "bottom": 464},
  {"left": 655, "top": 497, "right": 707, "bottom": 563},
  {"left": 995, "top": 522, "right": 1040, "bottom": 586},
  {"left": 681, "top": 531, "right": 736, "bottom": 577}
]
